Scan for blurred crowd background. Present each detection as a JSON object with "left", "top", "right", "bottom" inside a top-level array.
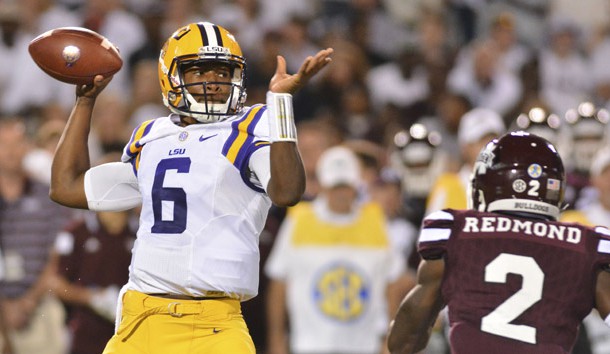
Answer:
[{"left": 2, "top": 0, "right": 610, "bottom": 353}]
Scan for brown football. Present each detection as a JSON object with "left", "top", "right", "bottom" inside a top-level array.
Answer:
[{"left": 28, "top": 27, "right": 123, "bottom": 85}]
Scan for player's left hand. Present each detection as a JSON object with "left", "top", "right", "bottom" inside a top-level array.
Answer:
[{"left": 269, "top": 48, "right": 333, "bottom": 95}]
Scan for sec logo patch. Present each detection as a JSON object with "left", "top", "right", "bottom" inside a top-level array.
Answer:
[{"left": 312, "top": 263, "right": 370, "bottom": 321}]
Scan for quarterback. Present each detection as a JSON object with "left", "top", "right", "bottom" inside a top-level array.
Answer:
[{"left": 50, "top": 22, "right": 333, "bottom": 354}]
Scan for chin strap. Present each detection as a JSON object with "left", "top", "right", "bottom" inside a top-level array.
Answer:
[{"left": 267, "top": 91, "right": 297, "bottom": 142}]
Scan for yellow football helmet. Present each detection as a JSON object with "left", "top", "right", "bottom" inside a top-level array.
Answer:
[{"left": 158, "top": 22, "right": 247, "bottom": 123}]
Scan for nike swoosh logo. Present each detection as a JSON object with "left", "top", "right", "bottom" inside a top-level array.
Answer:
[
  {"left": 199, "top": 134, "right": 218, "bottom": 142},
  {"left": 213, "top": 328, "right": 221, "bottom": 334}
]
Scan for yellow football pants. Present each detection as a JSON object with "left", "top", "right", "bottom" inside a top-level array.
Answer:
[{"left": 102, "top": 290, "right": 255, "bottom": 354}]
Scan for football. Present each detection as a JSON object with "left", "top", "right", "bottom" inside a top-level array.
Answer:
[{"left": 28, "top": 27, "right": 123, "bottom": 85}]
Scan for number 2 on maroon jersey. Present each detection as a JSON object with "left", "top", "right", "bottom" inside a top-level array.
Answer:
[{"left": 481, "top": 253, "right": 544, "bottom": 344}]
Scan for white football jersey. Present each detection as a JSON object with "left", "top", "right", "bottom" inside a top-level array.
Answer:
[{"left": 121, "top": 105, "right": 272, "bottom": 301}]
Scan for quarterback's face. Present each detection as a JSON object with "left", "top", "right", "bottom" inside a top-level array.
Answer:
[{"left": 183, "top": 62, "right": 232, "bottom": 103}]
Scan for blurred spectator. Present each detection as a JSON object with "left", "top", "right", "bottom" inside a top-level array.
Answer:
[
  {"left": 482, "top": 0, "right": 549, "bottom": 49},
  {"left": 0, "top": 2, "right": 27, "bottom": 100},
  {"left": 562, "top": 102, "right": 610, "bottom": 210},
  {"left": 81, "top": 0, "right": 146, "bottom": 97},
  {"left": 445, "top": 0, "right": 485, "bottom": 45},
  {"left": 349, "top": 0, "right": 414, "bottom": 65},
  {"left": 18, "top": 0, "right": 80, "bottom": 123},
  {"left": 22, "top": 119, "right": 65, "bottom": 184},
  {"left": 486, "top": 12, "right": 532, "bottom": 74},
  {"left": 510, "top": 105, "right": 563, "bottom": 148},
  {"left": 0, "top": 117, "right": 73, "bottom": 354},
  {"left": 49, "top": 204, "right": 137, "bottom": 354},
  {"left": 309, "top": 0, "right": 355, "bottom": 42},
  {"left": 343, "top": 139, "right": 387, "bottom": 195},
  {"left": 539, "top": 16, "right": 593, "bottom": 116},
  {"left": 265, "top": 146, "right": 405, "bottom": 354},
  {"left": 589, "top": 28, "right": 610, "bottom": 110},
  {"left": 415, "top": 9, "right": 458, "bottom": 109},
  {"left": 279, "top": 16, "right": 322, "bottom": 75},
  {"left": 20, "top": 0, "right": 80, "bottom": 34},
  {"left": 258, "top": 0, "right": 316, "bottom": 31},
  {"left": 338, "top": 84, "right": 377, "bottom": 140},
  {"left": 158, "top": 0, "right": 201, "bottom": 39},
  {"left": 366, "top": 45, "right": 430, "bottom": 124},
  {"left": 426, "top": 107, "right": 505, "bottom": 214},
  {"left": 518, "top": 56, "right": 544, "bottom": 111},
  {"left": 295, "top": 120, "right": 342, "bottom": 200},
  {"left": 90, "top": 92, "right": 133, "bottom": 160},
  {"left": 390, "top": 123, "right": 446, "bottom": 225},
  {"left": 209, "top": 0, "right": 266, "bottom": 61},
  {"left": 548, "top": 0, "right": 610, "bottom": 48},
  {"left": 426, "top": 91, "right": 473, "bottom": 166},
  {"left": 311, "top": 39, "right": 370, "bottom": 121},
  {"left": 246, "top": 30, "right": 284, "bottom": 106},
  {"left": 368, "top": 167, "right": 418, "bottom": 318},
  {"left": 369, "top": 167, "right": 418, "bottom": 266},
  {"left": 381, "top": 0, "right": 442, "bottom": 26},
  {"left": 447, "top": 40, "right": 522, "bottom": 118},
  {"left": 127, "top": 59, "right": 167, "bottom": 129},
  {"left": 0, "top": 2, "right": 74, "bottom": 116},
  {"left": 127, "top": 1, "right": 166, "bottom": 72}
]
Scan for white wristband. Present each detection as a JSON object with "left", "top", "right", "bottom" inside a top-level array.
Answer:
[{"left": 267, "top": 91, "right": 297, "bottom": 142}]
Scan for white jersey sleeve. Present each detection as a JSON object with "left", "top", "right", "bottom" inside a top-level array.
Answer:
[
  {"left": 84, "top": 162, "right": 141, "bottom": 211},
  {"left": 249, "top": 147, "right": 271, "bottom": 192}
]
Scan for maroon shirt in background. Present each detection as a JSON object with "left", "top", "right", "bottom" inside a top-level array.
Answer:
[
  {"left": 58, "top": 213, "right": 136, "bottom": 354},
  {"left": 419, "top": 209, "right": 610, "bottom": 354}
]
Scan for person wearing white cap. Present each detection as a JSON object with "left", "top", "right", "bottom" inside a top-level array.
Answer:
[
  {"left": 265, "top": 146, "right": 405, "bottom": 354},
  {"left": 561, "top": 146, "right": 610, "bottom": 354},
  {"left": 425, "top": 107, "right": 505, "bottom": 215}
]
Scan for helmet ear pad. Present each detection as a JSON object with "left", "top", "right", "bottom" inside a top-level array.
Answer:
[{"left": 469, "top": 131, "right": 565, "bottom": 220}]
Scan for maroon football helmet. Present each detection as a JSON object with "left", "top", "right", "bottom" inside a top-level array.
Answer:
[{"left": 468, "top": 131, "right": 565, "bottom": 220}]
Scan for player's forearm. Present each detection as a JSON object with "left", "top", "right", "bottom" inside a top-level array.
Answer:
[
  {"left": 388, "top": 282, "right": 442, "bottom": 354},
  {"left": 49, "top": 97, "right": 95, "bottom": 208},
  {"left": 387, "top": 294, "right": 430, "bottom": 353},
  {"left": 389, "top": 259, "right": 446, "bottom": 353},
  {"left": 267, "top": 142, "right": 305, "bottom": 206},
  {"left": 595, "top": 270, "right": 610, "bottom": 321}
]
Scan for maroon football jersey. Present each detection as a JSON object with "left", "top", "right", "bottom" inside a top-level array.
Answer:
[{"left": 419, "top": 209, "right": 610, "bottom": 354}]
